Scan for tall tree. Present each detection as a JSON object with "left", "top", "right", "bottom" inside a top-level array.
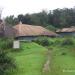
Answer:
[
  {"left": 4, "top": 6, "right": 75, "bottom": 29},
  {"left": 5, "top": 16, "right": 18, "bottom": 26}
]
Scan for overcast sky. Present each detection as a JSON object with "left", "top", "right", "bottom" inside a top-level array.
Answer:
[{"left": 0, "top": 0, "right": 75, "bottom": 18}]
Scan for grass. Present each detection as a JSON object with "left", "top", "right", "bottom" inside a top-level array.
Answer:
[
  {"left": 7, "top": 37, "right": 75, "bottom": 75},
  {"left": 49, "top": 44, "right": 75, "bottom": 75},
  {"left": 9, "top": 42, "right": 48, "bottom": 75}
]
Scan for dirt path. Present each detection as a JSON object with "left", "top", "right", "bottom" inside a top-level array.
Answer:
[{"left": 42, "top": 49, "right": 51, "bottom": 73}]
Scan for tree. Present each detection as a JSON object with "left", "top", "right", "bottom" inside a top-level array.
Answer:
[
  {"left": 4, "top": 6, "right": 75, "bottom": 29},
  {"left": 18, "top": 14, "right": 32, "bottom": 24},
  {"left": 5, "top": 16, "right": 18, "bottom": 26},
  {"left": 30, "top": 10, "right": 48, "bottom": 26}
]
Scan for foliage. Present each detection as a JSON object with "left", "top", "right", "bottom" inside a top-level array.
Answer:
[
  {"left": 5, "top": 16, "right": 19, "bottom": 26},
  {"left": 18, "top": 14, "right": 32, "bottom": 24},
  {"left": 0, "top": 38, "right": 16, "bottom": 75},
  {"left": 34, "top": 37, "right": 52, "bottom": 46},
  {"left": 9, "top": 42, "right": 47, "bottom": 75},
  {"left": 61, "top": 52, "right": 66, "bottom": 55},
  {"left": 0, "top": 38, "right": 13, "bottom": 50},
  {"left": 9, "top": 38, "right": 75, "bottom": 75},
  {"left": 0, "top": 49, "right": 16, "bottom": 75},
  {"left": 40, "top": 39, "right": 50, "bottom": 46},
  {"left": 45, "top": 24, "right": 57, "bottom": 31},
  {"left": 50, "top": 44, "right": 75, "bottom": 75},
  {"left": 61, "top": 38, "right": 74, "bottom": 46},
  {"left": 5, "top": 7, "right": 75, "bottom": 29},
  {"left": 54, "top": 38, "right": 63, "bottom": 45}
]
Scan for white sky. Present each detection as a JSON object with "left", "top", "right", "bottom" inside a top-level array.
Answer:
[{"left": 0, "top": 0, "right": 75, "bottom": 18}]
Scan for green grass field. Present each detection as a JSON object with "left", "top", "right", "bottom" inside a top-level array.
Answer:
[
  {"left": 49, "top": 45, "right": 75, "bottom": 75},
  {"left": 9, "top": 42, "right": 48, "bottom": 75},
  {"left": 8, "top": 38, "right": 75, "bottom": 75}
]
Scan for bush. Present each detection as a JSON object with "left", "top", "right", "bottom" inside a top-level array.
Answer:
[
  {"left": 61, "top": 52, "right": 66, "bottom": 55},
  {"left": 0, "top": 38, "right": 13, "bottom": 50},
  {"left": 0, "top": 49, "right": 16, "bottom": 75},
  {"left": 46, "top": 24, "right": 57, "bottom": 31},
  {"left": 34, "top": 37, "right": 50, "bottom": 46},
  {"left": 61, "top": 38, "right": 74, "bottom": 46},
  {"left": 41, "top": 39, "right": 50, "bottom": 46},
  {"left": 54, "top": 39, "right": 62, "bottom": 45}
]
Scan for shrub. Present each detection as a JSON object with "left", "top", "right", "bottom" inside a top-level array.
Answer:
[
  {"left": 41, "top": 39, "right": 50, "bottom": 46},
  {"left": 54, "top": 39, "right": 62, "bottom": 45},
  {"left": 0, "top": 38, "right": 13, "bottom": 50},
  {"left": 61, "top": 52, "right": 66, "bottom": 55},
  {"left": 61, "top": 38, "right": 74, "bottom": 46},
  {"left": 34, "top": 37, "right": 50, "bottom": 46},
  {"left": 0, "top": 49, "right": 16, "bottom": 75}
]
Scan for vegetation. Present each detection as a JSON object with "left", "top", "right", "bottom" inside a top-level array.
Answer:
[
  {"left": 49, "top": 43, "right": 75, "bottom": 75},
  {"left": 5, "top": 16, "right": 18, "bottom": 26},
  {"left": 0, "top": 38, "right": 15, "bottom": 75},
  {"left": 0, "top": 38, "right": 13, "bottom": 50},
  {"left": 46, "top": 38, "right": 75, "bottom": 75},
  {"left": 1, "top": 5, "right": 75, "bottom": 75},
  {"left": 33, "top": 37, "right": 75, "bottom": 75},
  {"left": 0, "top": 49, "right": 16, "bottom": 75},
  {"left": 9, "top": 42, "right": 48, "bottom": 75},
  {"left": 34, "top": 37, "right": 51, "bottom": 46},
  {"left": 61, "top": 38, "right": 74, "bottom": 46},
  {"left": 0, "top": 37, "right": 75, "bottom": 75},
  {"left": 5, "top": 7, "right": 75, "bottom": 29}
]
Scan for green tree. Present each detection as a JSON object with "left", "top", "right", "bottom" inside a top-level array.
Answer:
[
  {"left": 5, "top": 6, "right": 75, "bottom": 29},
  {"left": 18, "top": 14, "right": 32, "bottom": 24},
  {"left": 5, "top": 15, "right": 18, "bottom": 26}
]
